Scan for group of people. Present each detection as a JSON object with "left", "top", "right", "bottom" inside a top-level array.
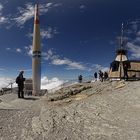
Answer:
[
  {"left": 16, "top": 65, "right": 128, "bottom": 99},
  {"left": 94, "top": 70, "right": 108, "bottom": 82},
  {"left": 78, "top": 70, "right": 109, "bottom": 83}
]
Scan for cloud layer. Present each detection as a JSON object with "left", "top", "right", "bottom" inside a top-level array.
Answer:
[
  {"left": 126, "top": 21, "right": 140, "bottom": 59},
  {"left": 41, "top": 76, "right": 64, "bottom": 91},
  {"left": 0, "top": 2, "right": 62, "bottom": 28},
  {"left": 43, "top": 49, "right": 86, "bottom": 70},
  {"left": 0, "top": 76, "right": 63, "bottom": 92},
  {"left": 127, "top": 42, "right": 140, "bottom": 59},
  {"left": 0, "top": 77, "right": 16, "bottom": 90},
  {"left": 0, "top": 3, "right": 8, "bottom": 24},
  {"left": 14, "top": 2, "right": 62, "bottom": 27},
  {"left": 14, "top": 3, "right": 34, "bottom": 26}
]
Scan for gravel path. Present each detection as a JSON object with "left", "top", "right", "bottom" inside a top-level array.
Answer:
[{"left": 0, "top": 81, "right": 140, "bottom": 140}]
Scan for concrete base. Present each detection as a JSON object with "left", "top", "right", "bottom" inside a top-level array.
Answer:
[{"left": 32, "top": 90, "right": 41, "bottom": 96}]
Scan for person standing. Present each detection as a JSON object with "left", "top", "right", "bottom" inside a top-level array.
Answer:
[
  {"left": 94, "top": 72, "right": 97, "bottom": 81},
  {"left": 16, "top": 71, "right": 25, "bottom": 98},
  {"left": 98, "top": 70, "right": 103, "bottom": 82},
  {"left": 104, "top": 72, "right": 108, "bottom": 81},
  {"left": 78, "top": 75, "right": 83, "bottom": 83},
  {"left": 124, "top": 63, "right": 128, "bottom": 81}
]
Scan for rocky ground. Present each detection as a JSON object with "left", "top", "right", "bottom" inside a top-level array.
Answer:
[{"left": 0, "top": 80, "right": 140, "bottom": 140}]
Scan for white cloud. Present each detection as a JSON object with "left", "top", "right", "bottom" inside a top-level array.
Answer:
[
  {"left": 101, "top": 67, "right": 109, "bottom": 72},
  {"left": 52, "top": 58, "right": 70, "bottom": 65},
  {"left": 0, "top": 76, "right": 63, "bottom": 92},
  {"left": 0, "top": 16, "right": 7, "bottom": 23},
  {"left": 127, "top": 42, "right": 140, "bottom": 59},
  {"left": 42, "top": 49, "right": 53, "bottom": 60},
  {"left": 42, "top": 49, "right": 108, "bottom": 72},
  {"left": 80, "top": 5, "right": 86, "bottom": 9},
  {"left": 80, "top": 4, "right": 86, "bottom": 12},
  {"left": 92, "top": 64, "right": 109, "bottom": 72},
  {"left": 41, "top": 76, "right": 63, "bottom": 91},
  {"left": 137, "top": 31, "right": 140, "bottom": 36},
  {"left": 14, "top": 2, "right": 62, "bottom": 27},
  {"left": 28, "top": 27, "right": 58, "bottom": 40},
  {"left": 25, "top": 45, "right": 32, "bottom": 56},
  {"left": 16, "top": 48, "right": 22, "bottom": 53},
  {"left": 53, "top": 3, "right": 63, "bottom": 7},
  {"left": 27, "top": 32, "right": 33, "bottom": 38},
  {"left": 25, "top": 47, "right": 108, "bottom": 73},
  {"left": 46, "top": 3, "right": 53, "bottom": 8},
  {"left": 0, "top": 3, "right": 3, "bottom": 11},
  {"left": 6, "top": 47, "right": 11, "bottom": 51},
  {"left": 43, "top": 49, "right": 86, "bottom": 70},
  {"left": 66, "top": 61, "right": 86, "bottom": 70},
  {"left": 0, "top": 77, "right": 17, "bottom": 90},
  {"left": 0, "top": 3, "right": 8, "bottom": 24},
  {"left": 127, "top": 20, "right": 140, "bottom": 35},
  {"left": 14, "top": 3, "right": 34, "bottom": 26},
  {"left": 41, "top": 27, "right": 58, "bottom": 39},
  {"left": 6, "top": 47, "right": 25, "bottom": 54},
  {"left": 52, "top": 57, "right": 86, "bottom": 70}
]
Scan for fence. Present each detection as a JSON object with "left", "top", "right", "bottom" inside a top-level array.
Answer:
[
  {"left": 0, "top": 75, "right": 95, "bottom": 95},
  {"left": 47, "top": 75, "right": 94, "bottom": 93},
  {"left": 0, "top": 81, "right": 16, "bottom": 94}
]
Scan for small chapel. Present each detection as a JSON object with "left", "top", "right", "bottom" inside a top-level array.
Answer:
[{"left": 109, "top": 23, "right": 140, "bottom": 80}]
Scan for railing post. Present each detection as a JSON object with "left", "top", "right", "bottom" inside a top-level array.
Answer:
[{"left": 10, "top": 83, "right": 13, "bottom": 93}]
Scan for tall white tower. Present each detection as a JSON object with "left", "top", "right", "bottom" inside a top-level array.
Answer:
[{"left": 32, "top": 4, "right": 41, "bottom": 95}]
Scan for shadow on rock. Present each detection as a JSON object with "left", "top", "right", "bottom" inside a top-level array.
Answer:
[{"left": 23, "top": 97, "right": 39, "bottom": 101}]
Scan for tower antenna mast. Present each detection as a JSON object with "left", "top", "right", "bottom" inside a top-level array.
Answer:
[
  {"left": 32, "top": 3, "right": 41, "bottom": 95},
  {"left": 120, "top": 22, "right": 124, "bottom": 49}
]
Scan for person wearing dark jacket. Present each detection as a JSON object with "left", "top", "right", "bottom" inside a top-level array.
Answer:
[
  {"left": 16, "top": 71, "right": 25, "bottom": 98},
  {"left": 78, "top": 75, "right": 83, "bottom": 83},
  {"left": 104, "top": 72, "right": 108, "bottom": 81},
  {"left": 98, "top": 70, "right": 103, "bottom": 82},
  {"left": 124, "top": 63, "right": 128, "bottom": 81},
  {"left": 94, "top": 72, "right": 97, "bottom": 81}
]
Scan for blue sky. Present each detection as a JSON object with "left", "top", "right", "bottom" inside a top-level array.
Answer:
[{"left": 0, "top": 0, "right": 140, "bottom": 80}]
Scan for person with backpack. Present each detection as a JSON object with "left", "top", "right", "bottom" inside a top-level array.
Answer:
[{"left": 16, "top": 71, "right": 25, "bottom": 98}]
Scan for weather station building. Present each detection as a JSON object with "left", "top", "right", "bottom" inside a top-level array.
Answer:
[{"left": 109, "top": 23, "right": 140, "bottom": 80}]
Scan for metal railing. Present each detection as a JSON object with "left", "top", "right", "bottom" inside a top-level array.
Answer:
[
  {"left": 0, "top": 75, "right": 95, "bottom": 95},
  {"left": 0, "top": 81, "right": 16, "bottom": 94},
  {"left": 47, "top": 75, "right": 94, "bottom": 93}
]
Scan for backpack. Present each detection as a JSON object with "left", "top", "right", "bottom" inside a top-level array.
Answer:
[{"left": 16, "top": 76, "right": 20, "bottom": 84}]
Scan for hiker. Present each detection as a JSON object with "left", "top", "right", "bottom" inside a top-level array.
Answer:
[
  {"left": 124, "top": 63, "right": 128, "bottom": 81},
  {"left": 94, "top": 72, "right": 97, "bottom": 81},
  {"left": 98, "top": 70, "right": 103, "bottom": 82},
  {"left": 16, "top": 71, "right": 25, "bottom": 98},
  {"left": 104, "top": 72, "right": 108, "bottom": 81},
  {"left": 78, "top": 75, "right": 83, "bottom": 83}
]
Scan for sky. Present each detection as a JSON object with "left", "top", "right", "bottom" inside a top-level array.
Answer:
[{"left": 0, "top": 0, "right": 140, "bottom": 88}]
